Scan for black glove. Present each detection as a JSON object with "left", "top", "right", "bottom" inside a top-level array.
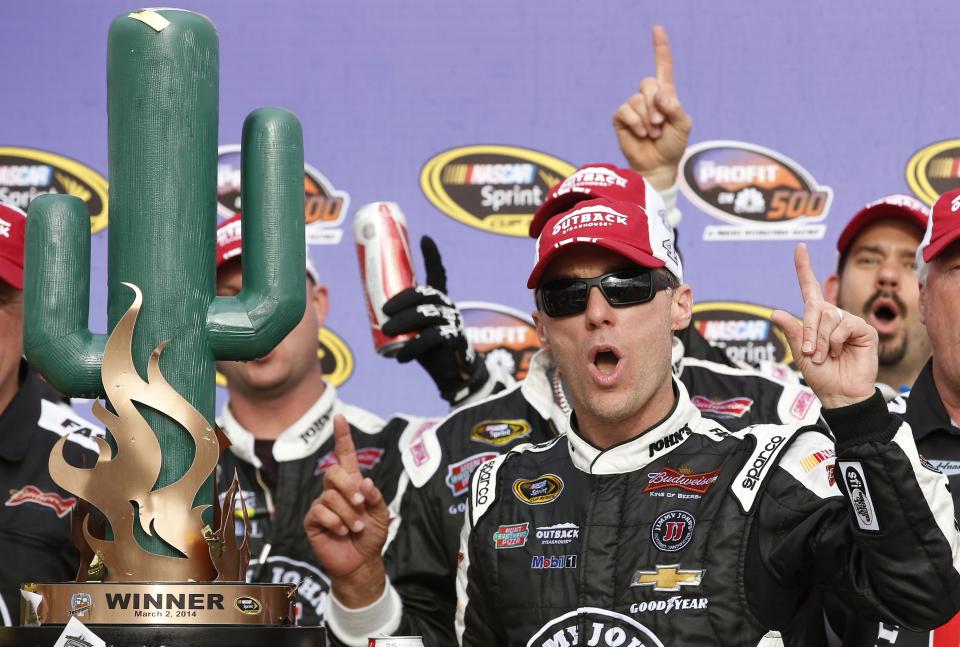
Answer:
[{"left": 381, "top": 236, "right": 488, "bottom": 405}]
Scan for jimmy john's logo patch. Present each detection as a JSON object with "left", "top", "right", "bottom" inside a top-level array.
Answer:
[
  {"left": 680, "top": 140, "right": 832, "bottom": 241},
  {"left": 420, "top": 145, "right": 575, "bottom": 237},
  {"left": 218, "top": 327, "right": 353, "bottom": 390},
  {"left": 693, "top": 301, "right": 794, "bottom": 367},
  {"left": 906, "top": 139, "right": 960, "bottom": 205},
  {"left": 529, "top": 609, "right": 665, "bottom": 647},
  {"left": 460, "top": 302, "right": 540, "bottom": 381},
  {"left": 217, "top": 145, "right": 350, "bottom": 245},
  {"left": 513, "top": 474, "right": 564, "bottom": 505},
  {"left": 0, "top": 147, "right": 109, "bottom": 233},
  {"left": 470, "top": 419, "right": 531, "bottom": 446}
]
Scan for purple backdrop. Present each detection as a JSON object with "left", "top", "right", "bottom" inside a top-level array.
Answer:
[{"left": 5, "top": 1, "right": 957, "bottom": 420}]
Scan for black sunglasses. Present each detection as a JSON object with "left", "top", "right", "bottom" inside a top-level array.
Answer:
[{"left": 536, "top": 268, "right": 674, "bottom": 317}]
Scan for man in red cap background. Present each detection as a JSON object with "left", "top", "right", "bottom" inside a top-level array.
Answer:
[
  {"left": 823, "top": 195, "right": 931, "bottom": 396},
  {"left": 0, "top": 203, "right": 103, "bottom": 626}
]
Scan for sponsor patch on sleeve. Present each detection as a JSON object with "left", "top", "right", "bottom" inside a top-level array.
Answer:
[{"left": 838, "top": 460, "right": 880, "bottom": 533}]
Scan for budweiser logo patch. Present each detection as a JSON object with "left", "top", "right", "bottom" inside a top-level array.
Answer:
[
  {"left": 6, "top": 485, "right": 76, "bottom": 518},
  {"left": 690, "top": 396, "right": 753, "bottom": 418},
  {"left": 643, "top": 468, "right": 721, "bottom": 496},
  {"left": 314, "top": 447, "right": 384, "bottom": 476}
]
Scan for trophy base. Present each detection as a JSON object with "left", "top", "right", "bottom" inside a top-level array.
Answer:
[{"left": 0, "top": 625, "right": 325, "bottom": 647}]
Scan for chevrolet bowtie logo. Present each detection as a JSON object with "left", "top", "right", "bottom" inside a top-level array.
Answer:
[{"left": 630, "top": 564, "right": 704, "bottom": 591}]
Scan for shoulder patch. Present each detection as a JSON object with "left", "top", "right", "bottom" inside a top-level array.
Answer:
[
  {"left": 776, "top": 429, "right": 840, "bottom": 500},
  {"left": 731, "top": 424, "right": 803, "bottom": 513},
  {"left": 400, "top": 418, "right": 444, "bottom": 487},
  {"left": 778, "top": 384, "right": 821, "bottom": 425},
  {"left": 38, "top": 399, "right": 104, "bottom": 454},
  {"left": 470, "top": 419, "right": 531, "bottom": 446}
]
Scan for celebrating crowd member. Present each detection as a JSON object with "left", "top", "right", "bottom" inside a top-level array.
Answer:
[
  {"left": 823, "top": 195, "right": 931, "bottom": 398},
  {"left": 213, "top": 214, "right": 493, "bottom": 625},
  {"left": 454, "top": 198, "right": 960, "bottom": 646},
  {"left": 0, "top": 204, "right": 104, "bottom": 626}
]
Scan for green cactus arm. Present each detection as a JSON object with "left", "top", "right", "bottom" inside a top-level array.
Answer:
[
  {"left": 206, "top": 107, "right": 307, "bottom": 360},
  {"left": 23, "top": 195, "right": 108, "bottom": 398}
]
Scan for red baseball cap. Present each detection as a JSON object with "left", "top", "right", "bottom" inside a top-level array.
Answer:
[
  {"left": 529, "top": 164, "right": 661, "bottom": 238},
  {"left": 0, "top": 203, "right": 27, "bottom": 289},
  {"left": 528, "top": 197, "right": 682, "bottom": 289},
  {"left": 919, "top": 189, "right": 960, "bottom": 263},
  {"left": 836, "top": 194, "right": 929, "bottom": 256},
  {"left": 216, "top": 214, "right": 319, "bottom": 282}
]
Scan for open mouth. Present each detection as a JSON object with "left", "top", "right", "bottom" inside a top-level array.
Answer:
[
  {"left": 868, "top": 298, "right": 900, "bottom": 336},
  {"left": 588, "top": 345, "right": 623, "bottom": 385}
]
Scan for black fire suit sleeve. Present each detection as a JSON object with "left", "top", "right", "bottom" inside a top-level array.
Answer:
[{"left": 747, "top": 391, "right": 960, "bottom": 632}]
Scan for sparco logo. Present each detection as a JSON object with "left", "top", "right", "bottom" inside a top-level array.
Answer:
[
  {"left": 692, "top": 301, "right": 794, "bottom": 367},
  {"left": 474, "top": 459, "right": 495, "bottom": 506},
  {"left": 217, "top": 145, "right": 350, "bottom": 245},
  {"left": 420, "top": 145, "right": 575, "bottom": 237},
  {"left": 741, "top": 436, "right": 786, "bottom": 490},
  {"left": 648, "top": 425, "right": 691, "bottom": 458},
  {"left": 680, "top": 140, "right": 833, "bottom": 241},
  {"left": 0, "top": 147, "right": 109, "bottom": 233},
  {"left": 528, "top": 608, "right": 665, "bottom": 647},
  {"left": 460, "top": 302, "right": 540, "bottom": 381},
  {"left": 905, "top": 139, "right": 960, "bottom": 206}
]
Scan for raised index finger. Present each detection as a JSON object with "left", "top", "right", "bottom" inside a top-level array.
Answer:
[
  {"left": 652, "top": 25, "right": 675, "bottom": 89},
  {"left": 332, "top": 414, "right": 361, "bottom": 475},
  {"left": 794, "top": 243, "right": 823, "bottom": 303}
]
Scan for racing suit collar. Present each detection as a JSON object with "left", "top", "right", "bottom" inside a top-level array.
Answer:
[
  {"left": 565, "top": 378, "right": 702, "bottom": 475},
  {"left": 0, "top": 360, "right": 41, "bottom": 462},
  {"left": 521, "top": 350, "right": 571, "bottom": 434},
  {"left": 220, "top": 382, "right": 339, "bottom": 465},
  {"left": 903, "top": 359, "right": 953, "bottom": 441}
]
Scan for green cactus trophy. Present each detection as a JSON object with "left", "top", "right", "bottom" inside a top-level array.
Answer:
[{"left": 22, "top": 9, "right": 306, "bottom": 564}]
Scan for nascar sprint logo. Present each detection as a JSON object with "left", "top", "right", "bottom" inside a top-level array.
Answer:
[
  {"left": 459, "top": 302, "right": 540, "bottom": 381},
  {"left": 692, "top": 301, "right": 794, "bottom": 367},
  {"left": 217, "top": 327, "right": 353, "bottom": 389},
  {"left": 680, "top": 140, "right": 833, "bottom": 241},
  {"left": 905, "top": 139, "right": 960, "bottom": 206},
  {"left": 0, "top": 147, "right": 109, "bottom": 233},
  {"left": 420, "top": 145, "right": 575, "bottom": 237},
  {"left": 217, "top": 145, "right": 350, "bottom": 245}
]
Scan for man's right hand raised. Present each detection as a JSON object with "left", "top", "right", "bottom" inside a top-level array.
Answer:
[{"left": 304, "top": 414, "right": 390, "bottom": 607}]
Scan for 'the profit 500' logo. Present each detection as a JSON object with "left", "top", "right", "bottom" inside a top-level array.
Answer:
[
  {"left": 0, "top": 147, "right": 109, "bottom": 233},
  {"left": 459, "top": 302, "right": 540, "bottom": 381},
  {"left": 420, "top": 145, "right": 576, "bottom": 237},
  {"left": 680, "top": 140, "right": 833, "bottom": 241},
  {"left": 217, "top": 145, "right": 350, "bottom": 245},
  {"left": 905, "top": 139, "right": 960, "bottom": 206},
  {"left": 692, "top": 302, "right": 793, "bottom": 368},
  {"left": 216, "top": 327, "right": 353, "bottom": 389}
]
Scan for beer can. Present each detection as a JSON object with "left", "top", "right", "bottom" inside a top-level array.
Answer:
[
  {"left": 354, "top": 202, "right": 417, "bottom": 356},
  {"left": 368, "top": 637, "right": 425, "bottom": 647}
]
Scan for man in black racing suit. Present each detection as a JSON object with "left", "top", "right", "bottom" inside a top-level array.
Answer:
[
  {"left": 213, "top": 215, "right": 499, "bottom": 625},
  {"left": 455, "top": 194, "right": 960, "bottom": 646}
]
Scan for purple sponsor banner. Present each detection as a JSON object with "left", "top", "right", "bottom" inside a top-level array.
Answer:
[{"left": 4, "top": 1, "right": 958, "bottom": 420}]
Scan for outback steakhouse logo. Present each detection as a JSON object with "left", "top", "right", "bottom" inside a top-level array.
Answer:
[
  {"left": 906, "top": 139, "right": 960, "bottom": 206},
  {"left": 460, "top": 302, "right": 540, "bottom": 381},
  {"left": 217, "top": 327, "right": 353, "bottom": 389},
  {"left": 217, "top": 145, "right": 350, "bottom": 245},
  {"left": 420, "top": 145, "right": 575, "bottom": 237},
  {"left": 513, "top": 474, "right": 564, "bottom": 505},
  {"left": 680, "top": 140, "right": 833, "bottom": 241},
  {"left": 0, "top": 147, "right": 108, "bottom": 233},
  {"left": 692, "top": 301, "right": 794, "bottom": 368}
]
